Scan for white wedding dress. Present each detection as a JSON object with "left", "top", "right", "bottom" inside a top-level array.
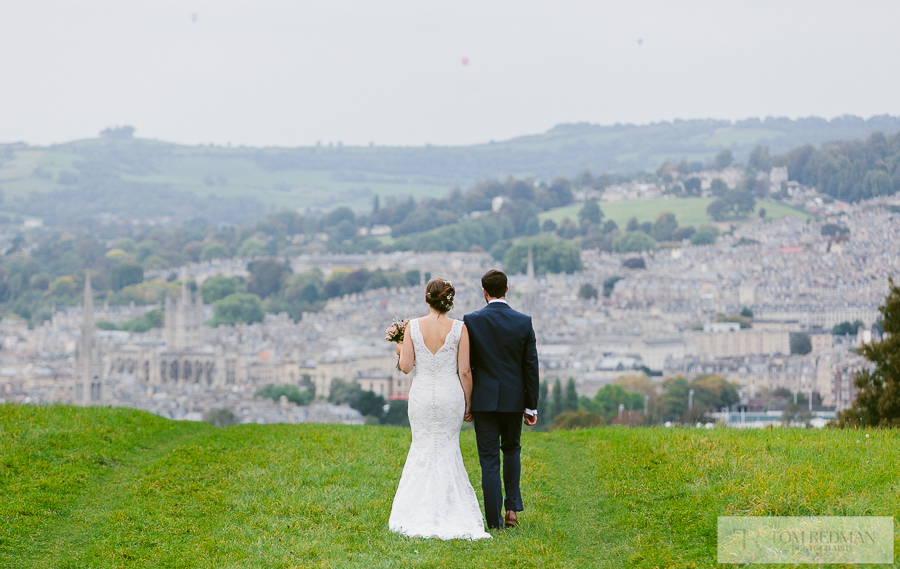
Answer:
[{"left": 388, "top": 318, "right": 491, "bottom": 540}]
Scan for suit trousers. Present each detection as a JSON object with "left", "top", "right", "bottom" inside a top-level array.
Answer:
[{"left": 472, "top": 411, "right": 524, "bottom": 529}]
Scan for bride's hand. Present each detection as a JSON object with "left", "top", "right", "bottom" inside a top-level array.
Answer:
[
  {"left": 464, "top": 406, "right": 473, "bottom": 422},
  {"left": 395, "top": 343, "right": 402, "bottom": 356}
]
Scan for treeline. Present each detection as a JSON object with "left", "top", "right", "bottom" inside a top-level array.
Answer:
[
  {"left": 763, "top": 131, "right": 900, "bottom": 203},
  {"left": 200, "top": 263, "right": 423, "bottom": 326},
  {"left": 327, "top": 378, "right": 408, "bottom": 426},
  {"left": 535, "top": 374, "right": 740, "bottom": 430}
]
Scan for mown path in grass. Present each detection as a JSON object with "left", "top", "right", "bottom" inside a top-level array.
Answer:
[{"left": 3, "top": 404, "right": 899, "bottom": 568}]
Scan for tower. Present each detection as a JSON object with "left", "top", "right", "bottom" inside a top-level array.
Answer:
[
  {"left": 76, "top": 272, "right": 103, "bottom": 403},
  {"left": 164, "top": 277, "right": 203, "bottom": 350}
]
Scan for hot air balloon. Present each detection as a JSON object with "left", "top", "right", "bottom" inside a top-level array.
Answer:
[{"left": 461, "top": 57, "right": 469, "bottom": 66}]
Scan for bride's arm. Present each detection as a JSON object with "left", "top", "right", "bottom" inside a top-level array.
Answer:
[
  {"left": 458, "top": 325, "right": 474, "bottom": 421},
  {"left": 397, "top": 325, "right": 415, "bottom": 374}
]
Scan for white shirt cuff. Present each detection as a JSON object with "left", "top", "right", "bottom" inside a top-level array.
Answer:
[{"left": 525, "top": 408, "right": 537, "bottom": 416}]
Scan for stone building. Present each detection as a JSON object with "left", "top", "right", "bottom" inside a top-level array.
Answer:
[
  {"left": 109, "top": 282, "right": 219, "bottom": 387},
  {"left": 688, "top": 323, "right": 790, "bottom": 358}
]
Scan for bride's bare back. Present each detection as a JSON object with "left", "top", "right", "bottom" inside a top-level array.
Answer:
[{"left": 416, "top": 314, "right": 455, "bottom": 355}]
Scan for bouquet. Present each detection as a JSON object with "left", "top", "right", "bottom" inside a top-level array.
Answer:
[
  {"left": 384, "top": 317, "right": 409, "bottom": 370},
  {"left": 384, "top": 317, "right": 409, "bottom": 343}
]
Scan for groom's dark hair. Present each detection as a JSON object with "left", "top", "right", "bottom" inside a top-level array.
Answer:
[{"left": 482, "top": 269, "right": 507, "bottom": 299}]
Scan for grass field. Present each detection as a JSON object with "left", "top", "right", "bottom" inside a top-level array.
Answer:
[
  {"left": 539, "top": 198, "right": 811, "bottom": 229},
  {"left": 2, "top": 403, "right": 898, "bottom": 568}
]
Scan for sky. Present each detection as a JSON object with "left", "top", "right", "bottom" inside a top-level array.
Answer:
[{"left": 2, "top": 0, "right": 900, "bottom": 148}]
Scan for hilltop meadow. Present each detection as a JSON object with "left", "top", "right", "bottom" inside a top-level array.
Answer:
[{"left": 2, "top": 403, "right": 898, "bottom": 568}]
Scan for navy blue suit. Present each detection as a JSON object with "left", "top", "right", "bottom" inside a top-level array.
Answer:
[{"left": 463, "top": 300, "right": 539, "bottom": 529}]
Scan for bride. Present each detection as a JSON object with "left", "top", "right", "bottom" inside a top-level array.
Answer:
[{"left": 388, "top": 278, "right": 491, "bottom": 540}]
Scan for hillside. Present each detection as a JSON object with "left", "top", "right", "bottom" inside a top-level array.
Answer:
[
  {"left": 2, "top": 403, "right": 898, "bottom": 568},
  {"left": 0, "top": 115, "right": 898, "bottom": 225}
]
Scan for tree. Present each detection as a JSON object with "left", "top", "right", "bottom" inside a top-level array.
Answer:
[
  {"left": 602, "top": 276, "right": 622, "bottom": 297},
  {"left": 650, "top": 211, "right": 678, "bottom": 242},
  {"left": 790, "top": 332, "right": 812, "bottom": 355},
  {"left": 328, "top": 378, "right": 361, "bottom": 405},
  {"left": 740, "top": 307, "right": 754, "bottom": 318},
  {"left": 710, "top": 179, "right": 728, "bottom": 196},
  {"left": 542, "top": 177, "right": 575, "bottom": 208},
  {"left": 690, "top": 229, "right": 717, "bottom": 246},
  {"left": 504, "top": 236, "right": 583, "bottom": 275},
  {"left": 327, "top": 378, "right": 388, "bottom": 420},
  {"left": 660, "top": 375, "right": 738, "bottom": 422},
  {"left": 590, "top": 384, "right": 644, "bottom": 423},
  {"left": 707, "top": 198, "right": 730, "bottom": 221},
  {"left": 201, "top": 242, "right": 230, "bottom": 261},
  {"left": 255, "top": 384, "right": 313, "bottom": 406},
  {"left": 725, "top": 190, "right": 757, "bottom": 217},
  {"left": 549, "top": 378, "right": 565, "bottom": 422},
  {"left": 833, "top": 320, "right": 864, "bottom": 336},
  {"left": 838, "top": 279, "right": 900, "bottom": 426},
  {"left": 203, "top": 408, "right": 237, "bottom": 427},
  {"left": 383, "top": 400, "right": 409, "bottom": 427},
  {"left": 672, "top": 226, "right": 696, "bottom": 241},
  {"left": 108, "top": 262, "right": 144, "bottom": 291},
  {"left": 564, "top": 378, "right": 579, "bottom": 412},
  {"left": 499, "top": 199, "right": 540, "bottom": 236},
  {"left": 237, "top": 238, "right": 267, "bottom": 257},
  {"left": 612, "top": 232, "right": 656, "bottom": 253},
  {"left": 715, "top": 149, "right": 734, "bottom": 170},
  {"left": 748, "top": 145, "right": 771, "bottom": 171},
  {"left": 100, "top": 125, "right": 135, "bottom": 139},
  {"left": 821, "top": 223, "right": 849, "bottom": 237},
  {"left": 684, "top": 177, "right": 702, "bottom": 195},
  {"left": 555, "top": 217, "right": 579, "bottom": 239},
  {"left": 246, "top": 259, "right": 291, "bottom": 299},
  {"left": 354, "top": 390, "right": 387, "bottom": 418},
  {"left": 578, "top": 283, "right": 598, "bottom": 300},
  {"left": 119, "top": 309, "right": 164, "bottom": 333},
  {"left": 578, "top": 200, "right": 603, "bottom": 225},
  {"left": 536, "top": 381, "right": 550, "bottom": 429},
  {"left": 201, "top": 275, "right": 245, "bottom": 303},
  {"left": 209, "top": 293, "right": 264, "bottom": 327}
]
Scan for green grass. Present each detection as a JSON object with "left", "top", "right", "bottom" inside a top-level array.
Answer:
[
  {"left": 540, "top": 198, "right": 811, "bottom": 228},
  {"left": 2, "top": 403, "right": 898, "bottom": 568}
]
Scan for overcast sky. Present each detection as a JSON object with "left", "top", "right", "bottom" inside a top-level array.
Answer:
[{"left": 3, "top": 0, "right": 899, "bottom": 147}]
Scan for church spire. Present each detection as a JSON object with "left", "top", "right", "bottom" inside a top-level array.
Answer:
[
  {"left": 83, "top": 270, "right": 94, "bottom": 327},
  {"left": 77, "top": 271, "right": 102, "bottom": 404}
]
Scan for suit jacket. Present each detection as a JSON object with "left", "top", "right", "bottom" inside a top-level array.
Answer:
[{"left": 463, "top": 301, "right": 540, "bottom": 413}]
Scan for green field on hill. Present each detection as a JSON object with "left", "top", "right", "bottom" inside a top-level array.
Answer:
[
  {"left": 2, "top": 404, "right": 897, "bottom": 568},
  {"left": 539, "top": 198, "right": 811, "bottom": 229}
]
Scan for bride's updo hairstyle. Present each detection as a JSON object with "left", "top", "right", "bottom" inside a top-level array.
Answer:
[{"left": 425, "top": 278, "right": 455, "bottom": 313}]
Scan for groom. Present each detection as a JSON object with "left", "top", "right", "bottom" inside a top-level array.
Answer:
[{"left": 463, "top": 269, "right": 540, "bottom": 530}]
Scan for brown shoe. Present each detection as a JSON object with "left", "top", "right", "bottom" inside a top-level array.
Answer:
[{"left": 504, "top": 510, "right": 519, "bottom": 528}]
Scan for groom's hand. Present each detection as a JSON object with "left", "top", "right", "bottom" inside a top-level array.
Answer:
[
  {"left": 464, "top": 413, "right": 474, "bottom": 423},
  {"left": 524, "top": 413, "right": 537, "bottom": 426}
]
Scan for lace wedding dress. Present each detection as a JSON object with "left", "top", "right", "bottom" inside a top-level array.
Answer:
[{"left": 388, "top": 318, "right": 491, "bottom": 540}]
